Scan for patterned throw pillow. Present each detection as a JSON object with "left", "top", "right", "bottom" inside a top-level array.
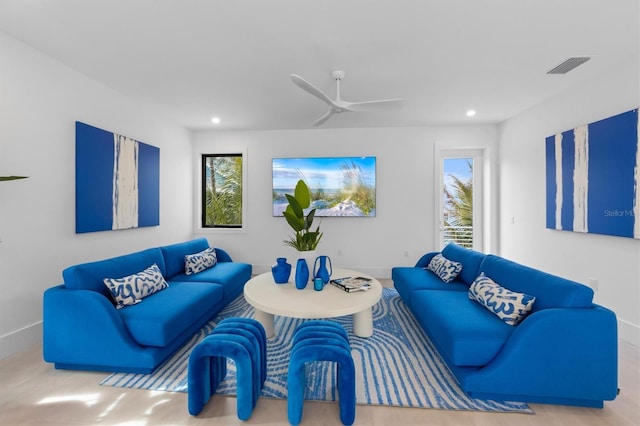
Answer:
[
  {"left": 103, "top": 263, "right": 169, "bottom": 309},
  {"left": 185, "top": 247, "right": 217, "bottom": 275},
  {"left": 468, "top": 273, "right": 536, "bottom": 325},
  {"left": 426, "top": 253, "right": 463, "bottom": 283}
]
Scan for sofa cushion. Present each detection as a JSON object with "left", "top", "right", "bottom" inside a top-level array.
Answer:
[
  {"left": 411, "top": 290, "right": 515, "bottom": 367},
  {"left": 468, "top": 273, "right": 536, "bottom": 325},
  {"left": 63, "top": 248, "right": 166, "bottom": 299},
  {"left": 161, "top": 238, "right": 210, "bottom": 279},
  {"left": 118, "top": 282, "right": 224, "bottom": 347},
  {"left": 479, "top": 255, "right": 594, "bottom": 312},
  {"left": 441, "top": 243, "right": 486, "bottom": 285},
  {"left": 392, "top": 267, "right": 468, "bottom": 309},
  {"left": 185, "top": 247, "right": 217, "bottom": 275},
  {"left": 170, "top": 262, "right": 252, "bottom": 298},
  {"left": 426, "top": 253, "right": 463, "bottom": 283},
  {"left": 103, "top": 263, "right": 169, "bottom": 309}
]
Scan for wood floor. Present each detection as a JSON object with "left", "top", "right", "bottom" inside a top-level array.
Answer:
[{"left": 0, "top": 340, "right": 637, "bottom": 425}]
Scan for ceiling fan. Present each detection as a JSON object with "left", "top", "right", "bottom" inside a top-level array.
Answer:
[{"left": 290, "top": 70, "right": 404, "bottom": 127}]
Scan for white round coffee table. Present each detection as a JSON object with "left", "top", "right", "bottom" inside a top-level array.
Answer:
[{"left": 243, "top": 268, "right": 382, "bottom": 338}]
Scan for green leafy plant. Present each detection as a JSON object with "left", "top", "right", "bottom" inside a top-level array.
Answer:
[
  {"left": 0, "top": 176, "right": 28, "bottom": 181},
  {"left": 204, "top": 156, "right": 242, "bottom": 227},
  {"left": 282, "top": 179, "right": 323, "bottom": 251},
  {"left": 444, "top": 160, "right": 473, "bottom": 248}
]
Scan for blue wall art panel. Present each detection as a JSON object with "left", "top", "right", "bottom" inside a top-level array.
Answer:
[
  {"left": 545, "top": 109, "right": 639, "bottom": 239},
  {"left": 76, "top": 121, "right": 160, "bottom": 233}
]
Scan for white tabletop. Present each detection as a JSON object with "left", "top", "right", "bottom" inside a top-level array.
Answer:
[{"left": 243, "top": 268, "right": 382, "bottom": 319}]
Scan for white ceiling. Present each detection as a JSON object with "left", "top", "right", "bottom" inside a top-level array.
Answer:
[{"left": 0, "top": 0, "right": 637, "bottom": 131}]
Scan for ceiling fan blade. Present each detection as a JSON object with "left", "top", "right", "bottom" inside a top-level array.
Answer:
[
  {"left": 290, "top": 74, "right": 335, "bottom": 107},
  {"left": 344, "top": 98, "right": 405, "bottom": 112},
  {"left": 312, "top": 109, "right": 334, "bottom": 127}
]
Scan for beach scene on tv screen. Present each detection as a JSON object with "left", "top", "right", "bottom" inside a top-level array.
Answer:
[{"left": 272, "top": 157, "right": 376, "bottom": 217}]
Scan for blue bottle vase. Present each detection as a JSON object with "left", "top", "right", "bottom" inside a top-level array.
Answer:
[
  {"left": 313, "top": 255, "right": 332, "bottom": 284},
  {"left": 271, "top": 257, "right": 291, "bottom": 284},
  {"left": 295, "top": 258, "right": 309, "bottom": 290}
]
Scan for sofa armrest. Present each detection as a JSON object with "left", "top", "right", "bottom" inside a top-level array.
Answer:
[
  {"left": 214, "top": 247, "right": 233, "bottom": 263},
  {"left": 414, "top": 252, "right": 438, "bottom": 268},
  {"left": 460, "top": 305, "right": 618, "bottom": 406},
  {"left": 43, "top": 285, "right": 155, "bottom": 371}
]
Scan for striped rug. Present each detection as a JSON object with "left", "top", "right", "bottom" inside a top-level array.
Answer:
[{"left": 101, "top": 288, "right": 532, "bottom": 413}]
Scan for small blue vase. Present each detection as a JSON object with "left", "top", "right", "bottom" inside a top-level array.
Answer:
[
  {"left": 271, "top": 258, "right": 291, "bottom": 283},
  {"left": 295, "top": 258, "right": 309, "bottom": 290}
]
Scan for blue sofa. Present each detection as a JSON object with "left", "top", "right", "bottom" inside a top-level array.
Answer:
[
  {"left": 392, "top": 243, "right": 618, "bottom": 408},
  {"left": 43, "top": 238, "right": 252, "bottom": 373}
]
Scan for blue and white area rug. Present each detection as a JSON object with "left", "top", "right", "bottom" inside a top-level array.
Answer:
[{"left": 101, "top": 288, "right": 533, "bottom": 413}]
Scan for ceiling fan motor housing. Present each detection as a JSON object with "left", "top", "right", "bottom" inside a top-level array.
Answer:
[{"left": 331, "top": 70, "right": 345, "bottom": 80}]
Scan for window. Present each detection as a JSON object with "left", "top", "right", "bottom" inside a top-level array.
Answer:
[
  {"left": 201, "top": 154, "right": 243, "bottom": 228},
  {"left": 436, "top": 149, "right": 484, "bottom": 250},
  {"left": 442, "top": 157, "right": 474, "bottom": 248}
]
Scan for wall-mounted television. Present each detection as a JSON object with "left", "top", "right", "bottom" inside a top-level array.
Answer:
[{"left": 272, "top": 156, "right": 376, "bottom": 217}]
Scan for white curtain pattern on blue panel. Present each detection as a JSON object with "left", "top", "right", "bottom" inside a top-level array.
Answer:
[
  {"left": 75, "top": 121, "right": 160, "bottom": 233},
  {"left": 546, "top": 109, "right": 639, "bottom": 239},
  {"left": 112, "top": 134, "right": 139, "bottom": 230}
]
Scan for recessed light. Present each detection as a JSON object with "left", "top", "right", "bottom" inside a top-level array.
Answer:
[
  {"left": 466, "top": 110, "right": 476, "bottom": 117},
  {"left": 211, "top": 117, "right": 221, "bottom": 124}
]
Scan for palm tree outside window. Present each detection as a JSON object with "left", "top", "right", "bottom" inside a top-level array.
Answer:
[
  {"left": 202, "top": 154, "right": 243, "bottom": 228},
  {"left": 443, "top": 159, "right": 473, "bottom": 248}
]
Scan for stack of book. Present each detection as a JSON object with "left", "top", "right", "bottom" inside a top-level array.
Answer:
[{"left": 329, "top": 276, "right": 372, "bottom": 293}]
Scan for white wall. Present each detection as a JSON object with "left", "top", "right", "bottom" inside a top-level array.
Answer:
[
  {"left": 193, "top": 125, "right": 498, "bottom": 277},
  {"left": 0, "top": 32, "right": 194, "bottom": 358},
  {"left": 498, "top": 56, "right": 640, "bottom": 346}
]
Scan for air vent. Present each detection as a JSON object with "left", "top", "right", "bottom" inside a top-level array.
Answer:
[{"left": 547, "top": 57, "right": 591, "bottom": 74}]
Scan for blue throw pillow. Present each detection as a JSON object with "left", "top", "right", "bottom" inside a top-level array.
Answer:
[
  {"left": 468, "top": 273, "right": 536, "bottom": 325},
  {"left": 185, "top": 247, "right": 217, "bottom": 275},
  {"left": 103, "top": 263, "right": 169, "bottom": 309},
  {"left": 426, "top": 253, "right": 463, "bottom": 283}
]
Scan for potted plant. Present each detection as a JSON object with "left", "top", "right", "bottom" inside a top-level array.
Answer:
[
  {"left": 282, "top": 179, "right": 323, "bottom": 251},
  {"left": 282, "top": 179, "right": 322, "bottom": 289}
]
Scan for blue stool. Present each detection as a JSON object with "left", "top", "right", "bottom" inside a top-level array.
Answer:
[
  {"left": 188, "top": 318, "right": 266, "bottom": 420},
  {"left": 288, "top": 321, "right": 356, "bottom": 426}
]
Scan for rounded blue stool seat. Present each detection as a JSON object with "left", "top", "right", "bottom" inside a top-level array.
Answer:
[
  {"left": 295, "top": 321, "right": 349, "bottom": 341},
  {"left": 292, "top": 326, "right": 349, "bottom": 347}
]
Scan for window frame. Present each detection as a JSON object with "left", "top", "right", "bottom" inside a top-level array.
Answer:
[
  {"left": 197, "top": 150, "right": 247, "bottom": 233},
  {"left": 434, "top": 146, "right": 486, "bottom": 252}
]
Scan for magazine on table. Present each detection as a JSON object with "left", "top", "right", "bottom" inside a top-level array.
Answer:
[{"left": 330, "top": 276, "right": 372, "bottom": 293}]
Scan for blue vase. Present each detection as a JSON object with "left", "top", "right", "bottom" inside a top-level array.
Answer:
[
  {"left": 313, "top": 255, "right": 332, "bottom": 284},
  {"left": 271, "top": 258, "right": 291, "bottom": 283},
  {"left": 295, "top": 258, "right": 309, "bottom": 290}
]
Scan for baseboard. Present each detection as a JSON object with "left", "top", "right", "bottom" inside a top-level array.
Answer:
[
  {"left": 618, "top": 318, "right": 640, "bottom": 347},
  {"left": 0, "top": 321, "right": 42, "bottom": 360}
]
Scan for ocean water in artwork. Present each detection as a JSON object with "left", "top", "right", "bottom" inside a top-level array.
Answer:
[{"left": 272, "top": 157, "right": 376, "bottom": 217}]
